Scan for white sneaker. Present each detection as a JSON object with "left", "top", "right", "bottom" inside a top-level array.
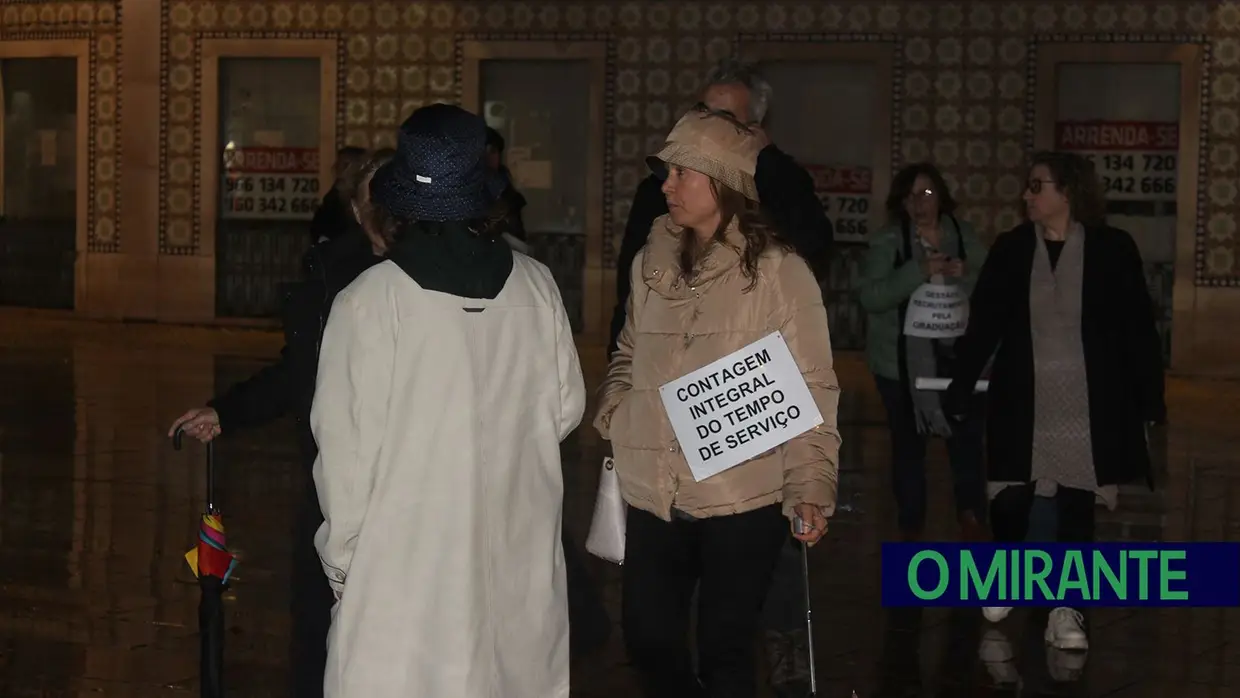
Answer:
[
  {"left": 1045, "top": 607, "right": 1088, "bottom": 650},
  {"left": 982, "top": 606, "right": 1013, "bottom": 622},
  {"left": 979, "top": 629, "right": 1015, "bottom": 663},
  {"left": 980, "top": 630, "right": 1020, "bottom": 686},
  {"left": 1047, "top": 646, "right": 1088, "bottom": 682}
]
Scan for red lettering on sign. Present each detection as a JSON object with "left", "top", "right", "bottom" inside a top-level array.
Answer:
[
  {"left": 802, "top": 164, "right": 873, "bottom": 194},
  {"left": 1054, "top": 121, "right": 1179, "bottom": 151},
  {"left": 223, "top": 147, "right": 321, "bottom": 174}
]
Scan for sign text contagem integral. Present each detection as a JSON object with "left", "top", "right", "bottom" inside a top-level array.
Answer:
[{"left": 659, "top": 332, "right": 823, "bottom": 482}]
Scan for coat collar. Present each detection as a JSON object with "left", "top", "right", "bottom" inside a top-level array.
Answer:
[{"left": 641, "top": 215, "right": 747, "bottom": 299}]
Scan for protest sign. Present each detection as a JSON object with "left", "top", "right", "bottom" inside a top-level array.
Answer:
[
  {"left": 903, "top": 283, "right": 968, "bottom": 339},
  {"left": 659, "top": 332, "right": 823, "bottom": 482}
]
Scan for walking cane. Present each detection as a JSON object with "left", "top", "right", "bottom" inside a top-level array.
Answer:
[
  {"left": 800, "top": 540, "right": 817, "bottom": 696},
  {"left": 795, "top": 518, "right": 818, "bottom": 696},
  {"left": 799, "top": 543, "right": 861, "bottom": 698}
]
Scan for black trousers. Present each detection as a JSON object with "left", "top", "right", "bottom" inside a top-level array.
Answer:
[
  {"left": 874, "top": 375, "right": 986, "bottom": 532},
  {"left": 563, "top": 528, "right": 612, "bottom": 659},
  {"left": 290, "top": 503, "right": 333, "bottom": 698},
  {"left": 622, "top": 504, "right": 788, "bottom": 698},
  {"left": 760, "top": 533, "right": 807, "bottom": 633},
  {"left": 989, "top": 483, "right": 1096, "bottom": 544}
]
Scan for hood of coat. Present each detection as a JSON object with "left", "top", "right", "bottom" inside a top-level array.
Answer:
[
  {"left": 642, "top": 214, "right": 748, "bottom": 300},
  {"left": 386, "top": 223, "right": 514, "bottom": 300}
]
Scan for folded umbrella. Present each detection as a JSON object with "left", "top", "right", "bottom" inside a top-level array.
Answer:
[
  {"left": 175, "top": 428, "right": 235, "bottom": 698},
  {"left": 185, "top": 513, "right": 238, "bottom": 583}
]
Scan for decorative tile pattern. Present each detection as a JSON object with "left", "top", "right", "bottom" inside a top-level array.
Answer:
[
  {"left": 1, "top": 1, "right": 121, "bottom": 253},
  {"left": 155, "top": 1, "right": 1240, "bottom": 285},
  {"left": 160, "top": 0, "right": 346, "bottom": 255}
]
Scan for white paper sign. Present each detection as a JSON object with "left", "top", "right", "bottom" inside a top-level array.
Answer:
[
  {"left": 221, "top": 146, "right": 322, "bottom": 221},
  {"left": 1055, "top": 121, "right": 1178, "bottom": 202},
  {"left": 659, "top": 332, "right": 824, "bottom": 482},
  {"left": 903, "top": 283, "right": 968, "bottom": 339},
  {"left": 915, "top": 377, "right": 990, "bottom": 392}
]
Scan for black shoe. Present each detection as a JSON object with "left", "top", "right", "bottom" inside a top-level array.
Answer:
[
  {"left": 772, "top": 679, "right": 812, "bottom": 698},
  {"left": 766, "top": 629, "right": 811, "bottom": 696}
]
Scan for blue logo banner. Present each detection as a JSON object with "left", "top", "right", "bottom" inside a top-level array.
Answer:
[{"left": 881, "top": 543, "right": 1240, "bottom": 607}]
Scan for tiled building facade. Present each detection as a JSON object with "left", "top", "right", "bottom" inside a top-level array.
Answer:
[{"left": 3, "top": 1, "right": 1240, "bottom": 372}]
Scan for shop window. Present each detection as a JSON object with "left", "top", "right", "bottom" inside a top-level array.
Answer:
[
  {"left": 0, "top": 57, "right": 78, "bottom": 310},
  {"left": 214, "top": 57, "right": 323, "bottom": 319},
  {"left": 460, "top": 41, "right": 607, "bottom": 339},
  {"left": 740, "top": 42, "right": 897, "bottom": 351}
]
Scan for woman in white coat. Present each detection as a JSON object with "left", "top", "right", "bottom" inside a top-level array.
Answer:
[{"left": 310, "top": 103, "right": 587, "bottom": 698}]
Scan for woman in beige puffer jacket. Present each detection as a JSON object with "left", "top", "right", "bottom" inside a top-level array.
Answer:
[{"left": 594, "top": 105, "right": 841, "bottom": 697}]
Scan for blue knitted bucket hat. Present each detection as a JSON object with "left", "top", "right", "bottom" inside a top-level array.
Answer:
[{"left": 371, "top": 103, "right": 501, "bottom": 222}]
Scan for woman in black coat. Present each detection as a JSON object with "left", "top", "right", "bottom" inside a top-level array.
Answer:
[
  {"left": 944, "top": 151, "right": 1165, "bottom": 653},
  {"left": 169, "top": 150, "right": 393, "bottom": 698}
]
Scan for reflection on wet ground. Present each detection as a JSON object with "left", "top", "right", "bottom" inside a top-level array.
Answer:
[{"left": 0, "top": 319, "right": 1237, "bottom": 696}]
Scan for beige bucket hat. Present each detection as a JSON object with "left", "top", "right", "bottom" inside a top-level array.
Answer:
[{"left": 647, "top": 105, "right": 763, "bottom": 202}]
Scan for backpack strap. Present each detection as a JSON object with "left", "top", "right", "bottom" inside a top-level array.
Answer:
[
  {"left": 894, "top": 216, "right": 913, "bottom": 268},
  {"left": 950, "top": 215, "right": 967, "bottom": 260}
]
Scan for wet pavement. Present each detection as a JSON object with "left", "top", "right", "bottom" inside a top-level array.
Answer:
[{"left": 0, "top": 318, "right": 1237, "bottom": 697}]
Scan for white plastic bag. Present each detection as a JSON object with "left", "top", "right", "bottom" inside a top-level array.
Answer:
[{"left": 585, "top": 457, "right": 627, "bottom": 565}]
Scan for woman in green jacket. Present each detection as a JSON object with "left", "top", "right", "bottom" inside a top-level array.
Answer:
[{"left": 858, "top": 162, "right": 989, "bottom": 541}]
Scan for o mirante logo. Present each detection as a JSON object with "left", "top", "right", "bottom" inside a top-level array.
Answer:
[{"left": 881, "top": 543, "right": 1240, "bottom": 607}]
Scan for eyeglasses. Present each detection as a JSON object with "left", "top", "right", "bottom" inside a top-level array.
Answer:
[
  {"left": 1026, "top": 178, "right": 1057, "bottom": 194},
  {"left": 907, "top": 188, "right": 936, "bottom": 200},
  {"left": 688, "top": 102, "right": 756, "bottom": 134}
]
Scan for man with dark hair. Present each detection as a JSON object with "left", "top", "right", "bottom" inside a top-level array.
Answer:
[
  {"left": 610, "top": 58, "right": 833, "bottom": 355},
  {"left": 170, "top": 148, "right": 388, "bottom": 698},
  {"left": 309, "top": 146, "right": 368, "bottom": 243},
  {"left": 608, "top": 59, "right": 833, "bottom": 698}
]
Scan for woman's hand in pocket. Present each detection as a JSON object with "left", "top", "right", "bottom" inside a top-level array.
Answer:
[{"left": 790, "top": 503, "right": 829, "bottom": 547}]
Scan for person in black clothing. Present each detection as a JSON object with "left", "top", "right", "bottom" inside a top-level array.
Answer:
[
  {"left": 606, "top": 59, "right": 832, "bottom": 698},
  {"left": 944, "top": 151, "right": 1165, "bottom": 651},
  {"left": 609, "top": 59, "right": 834, "bottom": 359},
  {"left": 168, "top": 149, "right": 392, "bottom": 698},
  {"left": 309, "top": 146, "right": 368, "bottom": 244},
  {"left": 485, "top": 126, "right": 529, "bottom": 243}
]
